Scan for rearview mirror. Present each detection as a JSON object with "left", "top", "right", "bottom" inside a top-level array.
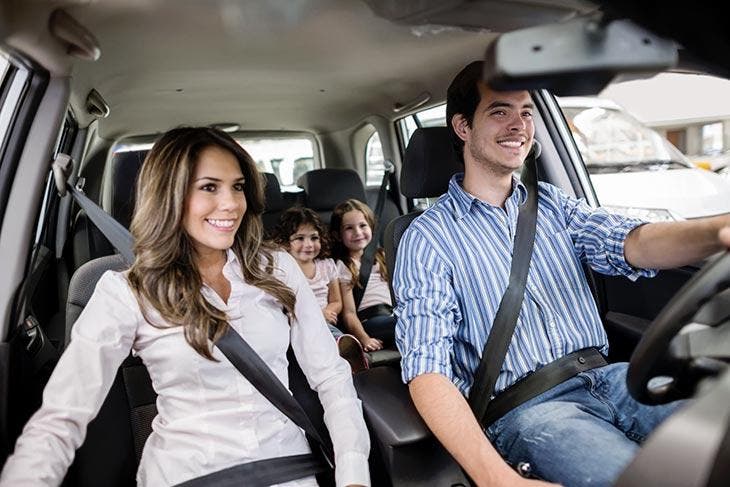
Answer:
[{"left": 483, "top": 17, "right": 678, "bottom": 95}]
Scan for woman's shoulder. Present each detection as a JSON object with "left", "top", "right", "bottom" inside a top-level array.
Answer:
[{"left": 269, "top": 249, "right": 302, "bottom": 281}]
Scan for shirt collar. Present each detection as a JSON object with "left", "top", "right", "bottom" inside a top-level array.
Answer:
[{"left": 448, "top": 172, "right": 528, "bottom": 220}]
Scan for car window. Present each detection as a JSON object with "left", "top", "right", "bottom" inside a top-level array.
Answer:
[
  {"left": 0, "top": 50, "right": 33, "bottom": 229},
  {"left": 112, "top": 134, "right": 317, "bottom": 193},
  {"left": 558, "top": 72, "right": 730, "bottom": 222},
  {"left": 365, "top": 130, "right": 385, "bottom": 187},
  {"left": 236, "top": 135, "right": 316, "bottom": 192}
]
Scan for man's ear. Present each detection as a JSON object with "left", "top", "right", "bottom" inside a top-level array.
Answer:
[{"left": 451, "top": 114, "right": 469, "bottom": 142}]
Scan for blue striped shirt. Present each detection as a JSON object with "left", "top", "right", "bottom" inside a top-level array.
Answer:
[{"left": 393, "top": 173, "right": 655, "bottom": 396}]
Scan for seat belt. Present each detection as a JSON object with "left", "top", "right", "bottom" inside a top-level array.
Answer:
[
  {"left": 353, "top": 160, "right": 393, "bottom": 309},
  {"left": 467, "top": 143, "right": 540, "bottom": 423},
  {"left": 51, "top": 153, "right": 334, "bottom": 486},
  {"left": 467, "top": 143, "right": 607, "bottom": 430}
]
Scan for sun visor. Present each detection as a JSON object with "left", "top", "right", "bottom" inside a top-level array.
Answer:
[{"left": 483, "top": 17, "right": 678, "bottom": 96}]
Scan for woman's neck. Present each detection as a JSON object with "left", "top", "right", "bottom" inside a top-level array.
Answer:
[{"left": 195, "top": 249, "right": 227, "bottom": 282}]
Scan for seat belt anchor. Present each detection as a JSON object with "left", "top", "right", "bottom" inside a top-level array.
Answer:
[{"left": 52, "top": 153, "right": 73, "bottom": 197}]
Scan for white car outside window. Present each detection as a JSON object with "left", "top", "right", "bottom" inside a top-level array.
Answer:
[{"left": 558, "top": 97, "right": 730, "bottom": 221}]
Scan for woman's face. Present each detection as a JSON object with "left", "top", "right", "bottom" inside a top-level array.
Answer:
[
  {"left": 287, "top": 223, "right": 321, "bottom": 264},
  {"left": 183, "top": 145, "right": 247, "bottom": 260},
  {"left": 340, "top": 209, "right": 372, "bottom": 254}
]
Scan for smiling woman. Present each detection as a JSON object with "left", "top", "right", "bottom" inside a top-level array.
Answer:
[{"left": 0, "top": 127, "right": 371, "bottom": 487}]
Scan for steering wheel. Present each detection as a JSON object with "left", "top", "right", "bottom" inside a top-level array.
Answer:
[{"left": 627, "top": 251, "right": 730, "bottom": 405}]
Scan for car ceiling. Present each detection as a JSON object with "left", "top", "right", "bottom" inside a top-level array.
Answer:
[{"left": 0, "top": 0, "right": 597, "bottom": 139}]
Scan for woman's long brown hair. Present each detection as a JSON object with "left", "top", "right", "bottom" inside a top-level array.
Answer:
[
  {"left": 127, "top": 127, "right": 296, "bottom": 359},
  {"left": 330, "top": 198, "right": 388, "bottom": 288}
]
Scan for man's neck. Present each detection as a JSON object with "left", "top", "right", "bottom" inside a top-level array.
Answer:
[{"left": 462, "top": 166, "right": 513, "bottom": 208}]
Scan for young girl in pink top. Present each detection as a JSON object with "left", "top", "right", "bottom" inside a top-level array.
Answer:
[
  {"left": 331, "top": 199, "right": 394, "bottom": 353},
  {"left": 273, "top": 207, "right": 367, "bottom": 371}
]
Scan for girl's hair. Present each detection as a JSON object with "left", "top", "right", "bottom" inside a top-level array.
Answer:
[
  {"left": 330, "top": 198, "right": 388, "bottom": 288},
  {"left": 127, "top": 126, "right": 296, "bottom": 360},
  {"left": 271, "top": 206, "right": 331, "bottom": 258}
]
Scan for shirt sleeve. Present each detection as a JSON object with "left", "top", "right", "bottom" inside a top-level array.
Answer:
[
  {"left": 547, "top": 183, "right": 658, "bottom": 281},
  {"left": 0, "top": 271, "right": 140, "bottom": 486},
  {"left": 336, "top": 259, "right": 353, "bottom": 288},
  {"left": 276, "top": 252, "right": 371, "bottom": 487},
  {"left": 393, "top": 224, "right": 458, "bottom": 385},
  {"left": 324, "top": 258, "right": 339, "bottom": 284}
]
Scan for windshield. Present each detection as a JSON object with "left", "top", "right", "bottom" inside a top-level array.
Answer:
[{"left": 562, "top": 105, "right": 692, "bottom": 174}]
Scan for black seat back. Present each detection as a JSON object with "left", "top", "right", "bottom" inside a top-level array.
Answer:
[
  {"left": 383, "top": 127, "right": 462, "bottom": 299},
  {"left": 261, "top": 172, "right": 291, "bottom": 237},
  {"left": 297, "top": 168, "right": 367, "bottom": 225}
]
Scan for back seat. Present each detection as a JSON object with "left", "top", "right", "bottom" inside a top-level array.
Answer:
[{"left": 297, "top": 168, "right": 401, "bottom": 239}]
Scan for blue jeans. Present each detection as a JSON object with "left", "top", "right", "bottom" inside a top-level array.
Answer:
[{"left": 485, "top": 363, "right": 683, "bottom": 487}]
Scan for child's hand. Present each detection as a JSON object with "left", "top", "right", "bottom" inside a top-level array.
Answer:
[
  {"left": 360, "top": 337, "right": 383, "bottom": 352},
  {"left": 323, "top": 308, "right": 338, "bottom": 324}
]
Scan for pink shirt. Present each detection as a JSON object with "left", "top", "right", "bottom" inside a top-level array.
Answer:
[
  {"left": 337, "top": 259, "right": 392, "bottom": 312},
  {"left": 305, "top": 258, "right": 339, "bottom": 309}
]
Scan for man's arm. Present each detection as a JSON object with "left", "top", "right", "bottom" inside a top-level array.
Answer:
[
  {"left": 624, "top": 215, "right": 730, "bottom": 269},
  {"left": 410, "top": 373, "right": 557, "bottom": 487}
]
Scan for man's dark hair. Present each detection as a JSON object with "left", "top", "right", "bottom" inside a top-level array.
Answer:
[{"left": 446, "top": 60, "right": 484, "bottom": 164}]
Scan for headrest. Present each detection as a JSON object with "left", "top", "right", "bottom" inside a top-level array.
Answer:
[
  {"left": 401, "top": 127, "right": 462, "bottom": 199},
  {"left": 262, "top": 172, "right": 288, "bottom": 212},
  {"left": 297, "top": 168, "right": 367, "bottom": 210},
  {"left": 102, "top": 150, "right": 147, "bottom": 229}
]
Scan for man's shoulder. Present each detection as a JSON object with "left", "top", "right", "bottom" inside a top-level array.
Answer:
[{"left": 408, "top": 195, "right": 455, "bottom": 232}]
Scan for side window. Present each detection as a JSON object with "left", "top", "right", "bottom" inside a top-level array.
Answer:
[
  {"left": 237, "top": 135, "right": 316, "bottom": 192},
  {"left": 365, "top": 130, "right": 385, "bottom": 187},
  {"left": 0, "top": 50, "right": 33, "bottom": 228},
  {"left": 558, "top": 72, "right": 730, "bottom": 222}
]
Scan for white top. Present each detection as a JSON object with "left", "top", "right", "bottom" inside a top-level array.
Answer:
[
  {"left": 306, "top": 258, "right": 339, "bottom": 309},
  {"left": 0, "top": 251, "right": 370, "bottom": 487},
  {"left": 337, "top": 259, "right": 392, "bottom": 312}
]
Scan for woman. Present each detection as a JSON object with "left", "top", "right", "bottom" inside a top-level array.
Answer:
[{"left": 0, "top": 127, "right": 370, "bottom": 486}]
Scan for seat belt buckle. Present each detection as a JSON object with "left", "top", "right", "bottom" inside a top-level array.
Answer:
[{"left": 21, "top": 315, "right": 43, "bottom": 356}]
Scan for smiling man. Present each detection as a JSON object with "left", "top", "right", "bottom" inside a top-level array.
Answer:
[{"left": 393, "top": 61, "right": 730, "bottom": 487}]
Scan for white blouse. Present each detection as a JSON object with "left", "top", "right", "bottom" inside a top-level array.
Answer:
[
  {"left": 336, "top": 259, "right": 392, "bottom": 312},
  {"left": 0, "top": 251, "right": 370, "bottom": 487}
]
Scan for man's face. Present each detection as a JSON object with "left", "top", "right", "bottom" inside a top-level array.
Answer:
[{"left": 454, "top": 83, "right": 535, "bottom": 176}]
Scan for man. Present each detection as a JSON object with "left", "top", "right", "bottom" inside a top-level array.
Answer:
[{"left": 393, "top": 60, "right": 730, "bottom": 487}]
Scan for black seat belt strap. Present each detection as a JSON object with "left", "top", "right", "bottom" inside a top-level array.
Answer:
[
  {"left": 353, "top": 161, "right": 393, "bottom": 309},
  {"left": 176, "top": 453, "right": 324, "bottom": 487},
  {"left": 468, "top": 142, "right": 540, "bottom": 423},
  {"left": 213, "top": 327, "right": 335, "bottom": 468}
]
